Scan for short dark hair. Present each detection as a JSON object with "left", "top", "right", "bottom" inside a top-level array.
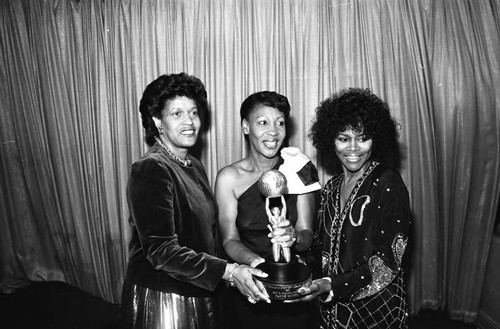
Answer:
[
  {"left": 139, "top": 73, "right": 208, "bottom": 146},
  {"left": 240, "top": 91, "right": 291, "bottom": 122},
  {"left": 309, "top": 88, "right": 400, "bottom": 167}
]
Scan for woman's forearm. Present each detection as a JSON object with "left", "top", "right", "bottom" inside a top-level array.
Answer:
[{"left": 224, "top": 239, "right": 265, "bottom": 267}]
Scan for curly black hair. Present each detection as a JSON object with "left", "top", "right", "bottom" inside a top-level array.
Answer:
[
  {"left": 139, "top": 73, "right": 208, "bottom": 146},
  {"left": 309, "top": 88, "right": 400, "bottom": 168}
]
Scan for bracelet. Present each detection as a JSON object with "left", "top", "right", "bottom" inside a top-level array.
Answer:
[
  {"left": 322, "top": 277, "right": 334, "bottom": 302},
  {"left": 228, "top": 263, "right": 238, "bottom": 287}
]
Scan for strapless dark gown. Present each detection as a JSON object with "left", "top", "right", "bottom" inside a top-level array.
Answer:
[{"left": 223, "top": 179, "right": 316, "bottom": 329}]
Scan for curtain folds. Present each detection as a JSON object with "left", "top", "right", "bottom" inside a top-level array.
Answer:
[{"left": 1, "top": 0, "right": 499, "bottom": 321}]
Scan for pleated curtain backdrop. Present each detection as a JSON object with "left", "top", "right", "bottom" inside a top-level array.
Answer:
[{"left": 1, "top": 0, "right": 499, "bottom": 322}]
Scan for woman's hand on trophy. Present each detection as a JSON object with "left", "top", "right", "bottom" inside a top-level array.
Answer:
[
  {"left": 232, "top": 264, "right": 271, "bottom": 304},
  {"left": 252, "top": 277, "right": 270, "bottom": 303},
  {"left": 268, "top": 220, "right": 296, "bottom": 248},
  {"left": 285, "top": 278, "right": 331, "bottom": 303}
]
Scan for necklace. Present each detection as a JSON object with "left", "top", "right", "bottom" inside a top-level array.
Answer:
[{"left": 155, "top": 136, "right": 191, "bottom": 167}]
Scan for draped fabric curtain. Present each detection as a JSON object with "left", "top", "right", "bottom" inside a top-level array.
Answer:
[{"left": 1, "top": 0, "right": 499, "bottom": 321}]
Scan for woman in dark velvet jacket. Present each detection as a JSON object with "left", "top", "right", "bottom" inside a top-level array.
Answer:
[{"left": 121, "top": 73, "right": 268, "bottom": 329}]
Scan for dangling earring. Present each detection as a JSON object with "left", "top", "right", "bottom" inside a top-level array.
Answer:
[
  {"left": 156, "top": 124, "right": 163, "bottom": 135},
  {"left": 153, "top": 117, "right": 163, "bottom": 135}
]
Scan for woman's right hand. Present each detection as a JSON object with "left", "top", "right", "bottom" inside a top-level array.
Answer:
[
  {"left": 268, "top": 219, "right": 296, "bottom": 248},
  {"left": 230, "top": 264, "right": 271, "bottom": 304},
  {"left": 286, "top": 278, "right": 331, "bottom": 303}
]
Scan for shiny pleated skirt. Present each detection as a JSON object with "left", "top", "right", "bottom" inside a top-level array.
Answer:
[{"left": 125, "top": 284, "right": 221, "bottom": 329}]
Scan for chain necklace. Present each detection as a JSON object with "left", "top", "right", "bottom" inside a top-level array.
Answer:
[{"left": 155, "top": 136, "right": 191, "bottom": 167}]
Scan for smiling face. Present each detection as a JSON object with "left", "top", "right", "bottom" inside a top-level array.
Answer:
[
  {"left": 335, "top": 128, "right": 373, "bottom": 175},
  {"left": 153, "top": 96, "right": 201, "bottom": 158},
  {"left": 242, "top": 105, "right": 286, "bottom": 159}
]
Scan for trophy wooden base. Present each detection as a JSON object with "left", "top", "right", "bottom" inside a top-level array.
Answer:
[{"left": 255, "top": 256, "right": 311, "bottom": 300}]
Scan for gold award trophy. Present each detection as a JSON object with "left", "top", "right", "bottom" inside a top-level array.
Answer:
[{"left": 255, "top": 169, "right": 311, "bottom": 300}]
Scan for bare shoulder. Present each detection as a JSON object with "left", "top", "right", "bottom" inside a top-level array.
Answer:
[
  {"left": 216, "top": 160, "right": 245, "bottom": 184},
  {"left": 215, "top": 159, "right": 257, "bottom": 198},
  {"left": 215, "top": 160, "right": 246, "bottom": 195}
]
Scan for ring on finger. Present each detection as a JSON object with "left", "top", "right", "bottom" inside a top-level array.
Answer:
[{"left": 247, "top": 296, "right": 257, "bottom": 304}]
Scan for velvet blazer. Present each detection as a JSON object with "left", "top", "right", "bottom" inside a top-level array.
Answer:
[{"left": 124, "top": 143, "right": 226, "bottom": 297}]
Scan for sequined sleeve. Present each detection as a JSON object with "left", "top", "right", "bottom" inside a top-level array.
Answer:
[
  {"left": 351, "top": 234, "right": 407, "bottom": 300},
  {"left": 350, "top": 170, "right": 410, "bottom": 300}
]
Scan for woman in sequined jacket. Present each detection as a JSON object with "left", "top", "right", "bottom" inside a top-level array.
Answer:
[
  {"left": 121, "top": 73, "right": 268, "bottom": 329},
  {"left": 292, "top": 88, "right": 411, "bottom": 329}
]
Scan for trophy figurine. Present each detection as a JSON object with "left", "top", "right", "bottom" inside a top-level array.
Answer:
[
  {"left": 254, "top": 169, "right": 311, "bottom": 300},
  {"left": 266, "top": 199, "right": 290, "bottom": 263}
]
